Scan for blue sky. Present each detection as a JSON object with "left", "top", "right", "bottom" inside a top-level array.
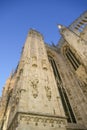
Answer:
[{"left": 0, "top": 0, "right": 87, "bottom": 96}]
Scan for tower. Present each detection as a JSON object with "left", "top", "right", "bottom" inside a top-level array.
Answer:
[{"left": 1, "top": 30, "right": 67, "bottom": 130}]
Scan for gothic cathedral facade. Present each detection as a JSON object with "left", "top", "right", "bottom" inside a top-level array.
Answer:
[{"left": 0, "top": 11, "right": 87, "bottom": 130}]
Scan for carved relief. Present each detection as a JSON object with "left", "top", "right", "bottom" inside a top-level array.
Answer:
[
  {"left": 7, "top": 113, "right": 66, "bottom": 130},
  {"left": 11, "top": 89, "right": 20, "bottom": 112},
  {"left": 30, "top": 77, "right": 39, "bottom": 98},
  {"left": 19, "top": 114, "right": 66, "bottom": 128},
  {"left": 34, "top": 117, "right": 39, "bottom": 126},
  {"left": 45, "top": 86, "right": 51, "bottom": 101},
  {"left": 44, "top": 77, "right": 51, "bottom": 101},
  {"left": 42, "top": 59, "right": 48, "bottom": 70},
  {"left": 32, "top": 56, "right": 37, "bottom": 67}
]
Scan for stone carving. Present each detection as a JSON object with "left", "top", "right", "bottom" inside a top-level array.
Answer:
[
  {"left": 30, "top": 78, "right": 39, "bottom": 98},
  {"left": 8, "top": 113, "right": 66, "bottom": 130},
  {"left": 42, "top": 118, "right": 48, "bottom": 126},
  {"left": 45, "top": 86, "right": 51, "bottom": 101},
  {"left": 42, "top": 59, "right": 48, "bottom": 70},
  {"left": 11, "top": 90, "right": 20, "bottom": 112},
  {"left": 44, "top": 77, "right": 51, "bottom": 101},
  {"left": 19, "top": 114, "right": 66, "bottom": 128},
  {"left": 32, "top": 56, "right": 37, "bottom": 67},
  {"left": 34, "top": 117, "right": 39, "bottom": 126}
]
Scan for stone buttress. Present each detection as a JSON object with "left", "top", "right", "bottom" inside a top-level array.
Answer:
[{"left": 6, "top": 30, "right": 67, "bottom": 130}]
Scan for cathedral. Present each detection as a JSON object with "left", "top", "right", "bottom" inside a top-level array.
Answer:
[{"left": 0, "top": 11, "right": 87, "bottom": 130}]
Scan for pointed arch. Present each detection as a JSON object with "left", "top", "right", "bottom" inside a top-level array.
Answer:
[{"left": 63, "top": 45, "right": 81, "bottom": 70}]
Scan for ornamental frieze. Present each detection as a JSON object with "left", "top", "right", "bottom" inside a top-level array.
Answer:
[{"left": 19, "top": 114, "right": 66, "bottom": 128}]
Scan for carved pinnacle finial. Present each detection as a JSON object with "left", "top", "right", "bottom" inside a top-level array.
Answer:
[{"left": 58, "top": 24, "right": 62, "bottom": 29}]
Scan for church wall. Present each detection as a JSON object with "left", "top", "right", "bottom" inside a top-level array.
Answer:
[{"left": 46, "top": 46, "right": 87, "bottom": 129}]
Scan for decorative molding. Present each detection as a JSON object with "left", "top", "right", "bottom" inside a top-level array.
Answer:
[
  {"left": 7, "top": 112, "right": 66, "bottom": 130},
  {"left": 20, "top": 115, "right": 65, "bottom": 127}
]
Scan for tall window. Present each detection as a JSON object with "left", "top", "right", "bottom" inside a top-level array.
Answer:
[
  {"left": 48, "top": 56, "right": 76, "bottom": 123},
  {"left": 65, "top": 47, "right": 80, "bottom": 70}
]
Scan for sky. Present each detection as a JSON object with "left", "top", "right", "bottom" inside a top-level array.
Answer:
[{"left": 0, "top": 0, "right": 87, "bottom": 96}]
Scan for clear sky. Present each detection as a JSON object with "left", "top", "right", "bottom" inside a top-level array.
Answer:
[{"left": 0, "top": 0, "right": 87, "bottom": 96}]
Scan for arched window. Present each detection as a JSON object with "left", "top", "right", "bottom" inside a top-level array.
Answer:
[
  {"left": 48, "top": 55, "right": 76, "bottom": 123},
  {"left": 65, "top": 47, "right": 80, "bottom": 70}
]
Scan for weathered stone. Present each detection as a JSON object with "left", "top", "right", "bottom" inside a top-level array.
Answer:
[{"left": 0, "top": 11, "right": 87, "bottom": 130}]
